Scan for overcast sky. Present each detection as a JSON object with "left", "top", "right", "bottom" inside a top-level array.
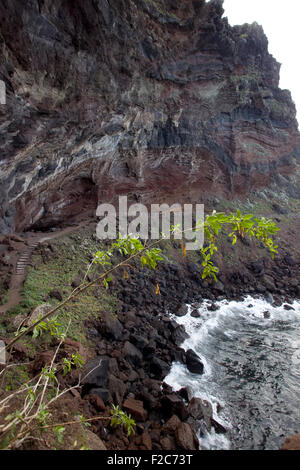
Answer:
[{"left": 223, "top": 0, "right": 300, "bottom": 124}]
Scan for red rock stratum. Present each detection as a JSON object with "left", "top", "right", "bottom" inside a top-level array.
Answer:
[{"left": 0, "top": 0, "right": 299, "bottom": 233}]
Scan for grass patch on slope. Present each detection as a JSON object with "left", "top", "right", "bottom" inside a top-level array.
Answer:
[{"left": 6, "top": 227, "right": 117, "bottom": 346}]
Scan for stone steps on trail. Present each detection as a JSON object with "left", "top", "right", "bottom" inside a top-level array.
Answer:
[{"left": 14, "top": 241, "right": 40, "bottom": 275}]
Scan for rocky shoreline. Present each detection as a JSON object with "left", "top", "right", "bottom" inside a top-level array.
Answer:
[
  {"left": 1, "top": 224, "right": 299, "bottom": 450},
  {"left": 66, "top": 245, "right": 300, "bottom": 450}
]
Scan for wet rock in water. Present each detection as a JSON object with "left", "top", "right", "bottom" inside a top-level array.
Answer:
[
  {"left": 188, "top": 397, "right": 213, "bottom": 431},
  {"left": 191, "top": 302, "right": 202, "bottom": 309},
  {"left": 177, "top": 386, "right": 190, "bottom": 402},
  {"left": 170, "top": 347, "right": 186, "bottom": 365},
  {"left": 123, "top": 397, "right": 147, "bottom": 422},
  {"left": 263, "top": 310, "right": 271, "bottom": 319},
  {"left": 283, "top": 304, "right": 295, "bottom": 311},
  {"left": 207, "top": 303, "right": 219, "bottom": 311},
  {"left": 265, "top": 292, "right": 274, "bottom": 304},
  {"left": 186, "top": 349, "right": 204, "bottom": 374},
  {"left": 211, "top": 418, "right": 227, "bottom": 434},
  {"left": 175, "top": 422, "right": 198, "bottom": 450},
  {"left": 175, "top": 304, "right": 188, "bottom": 317},
  {"left": 191, "top": 309, "right": 201, "bottom": 318},
  {"left": 169, "top": 323, "right": 189, "bottom": 346},
  {"left": 187, "top": 397, "right": 205, "bottom": 420},
  {"left": 272, "top": 298, "right": 283, "bottom": 307}
]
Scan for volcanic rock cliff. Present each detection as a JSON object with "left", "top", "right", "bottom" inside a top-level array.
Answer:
[{"left": 0, "top": 0, "right": 299, "bottom": 233}]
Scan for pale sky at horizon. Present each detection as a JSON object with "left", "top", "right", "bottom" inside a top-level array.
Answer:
[{"left": 223, "top": 0, "right": 300, "bottom": 124}]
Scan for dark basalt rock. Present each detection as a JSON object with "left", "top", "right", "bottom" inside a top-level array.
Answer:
[
  {"left": 175, "top": 304, "right": 188, "bottom": 317},
  {"left": 123, "top": 341, "right": 143, "bottom": 367},
  {"left": 88, "top": 387, "right": 112, "bottom": 405},
  {"left": 188, "top": 397, "right": 213, "bottom": 431},
  {"left": 82, "top": 356, "right": 110, "bottom": 393},
  {"left": 150, "top": 357, "right": 170, "bottom": 378},
  {"left": 211, "top": 418, "right": 227, "bottom": 434},
  {"left": 130, "top": 333, "right": 149, "bottom": 351},
  {"left": 107, "top": 374, "right": 126, "bottom": 405},
  {"left": 186, "top": 349, "right": 204, "bottom": 374},
  {"left": 99, "top": 311, "right": 123, "bottom": 341},
  {"left": 161, "top": 394, "right": 189, "bottom": 421},
  {"left": 207, "top": 303, "right": 219, "bottom": 311},
  {"left": 191, "top": 309, "right": 201, "bottom": 318},
  {"left": 49, "top": 289, "right": 63, "bottom": 301},
  {"left": 283, "top": 304, "right": 295, "bottom": 311},
  {"left": 175, "top": 422, "right": 198, "bottom": 450},
  {"left": 169, "top": 323, "right": 189, "bottom": 346}
]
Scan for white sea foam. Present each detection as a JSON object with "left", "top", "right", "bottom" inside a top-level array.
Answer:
[{"left": 165, "top": 296, "right": 300, "bottom": 450}]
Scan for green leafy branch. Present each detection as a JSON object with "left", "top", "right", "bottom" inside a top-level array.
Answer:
[
  {"left": 198, "top": 210, "right": 279, "bottom": 281},
  {"left": 110, "top": 404, "right": 136, "bottom": 436}
]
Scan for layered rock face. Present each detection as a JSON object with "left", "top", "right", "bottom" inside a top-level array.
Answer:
[{"left": 0, "top": 0, "right": 299, "bottom": 233}]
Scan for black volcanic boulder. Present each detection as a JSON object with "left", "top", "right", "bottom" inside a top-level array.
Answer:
[
  {"left": 175, "top": 304, "right": 188, "bottom": 317},
  {"left": 191, "top": 309, "right": 200, "bottom": 318},
  {"left": 130, "top": 333, "right": 148, "bottom": 351},
  {"left": 144, "top": 340, "right": 156, "bottom": 357},
  {"left": 283, "top": 304, "right": 295, "bottom": 311},
  {"left": 88, "top": 387, "right": 112, "bottom": 405},
  {"left": 188, "top": 397, "right": 213, "bottom": 431},
  {"left": 49, "top": 289, "right": 63, "bottom": 301},
  {"left": 161, "top": 394, "right": 189, "bottom": 421},
  {"left": 169, "top": 320, "right": 189, "bottom": 346},
  {"left": 207, "top": 303, "right": 219, "bottom": 312},
  {"left": 82, "top": 356, "right": 110, "bottom": 389},
  {"left": 150, "top": 357, "right": 169, "bottom": 378},
  {"left": 123, "top": 341, "right": 143, "bottom": 367},
  {"left": 175, "top": 422, "right": 199, "bottom": 450},
  {"left": 211, "top": 418, "right": 227, "bottom": 434},
  {"left": 186, "top": 349, "right": 204, "bottom": 374},
  {"left": 99, "top": 311, "right": 123, "bottom": 340},
  {"left": 108, "top": 375, "right": 126, "bottom": 405}
]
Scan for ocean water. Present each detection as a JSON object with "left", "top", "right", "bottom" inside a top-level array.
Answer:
[{"left": 165, "top": 296, "right": 300, "bottom": 450}]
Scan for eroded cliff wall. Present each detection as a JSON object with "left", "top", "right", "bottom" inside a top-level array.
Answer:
[{"left": 0, "top": 0, "right": 299, "bottom": 233}]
